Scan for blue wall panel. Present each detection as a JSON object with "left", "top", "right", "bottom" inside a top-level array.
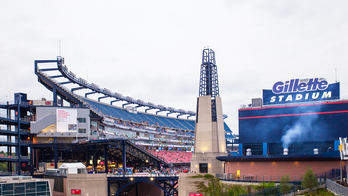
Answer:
[{"left": 239, "top": 101, "right": 348, "bottom": 144}]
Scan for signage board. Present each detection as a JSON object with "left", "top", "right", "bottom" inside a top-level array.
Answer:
[
  {"left": 189, "top": 193, "right": 203, "bottom": 196},
  {"left": 71, "top": 189, "right": 81, "bottom": 195},
  {"left": 56, "top": 109, "right": 77, "bottom": 132},
  {"left": 339, "top": 137, "right": 348, "bottom": 160},
  {"left": 263, "top": 78, "right": 339, "bottom": 105}
]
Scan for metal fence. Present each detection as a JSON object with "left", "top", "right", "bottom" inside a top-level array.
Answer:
[
  {"left": 326, "top": 178, "right": 348, "bottom": 196},
  {"left": 216, "top": 173, "right": 304, "bottom": 183},
  {"left": 107, "top": 173, "right": 179, "bottom": 178}
]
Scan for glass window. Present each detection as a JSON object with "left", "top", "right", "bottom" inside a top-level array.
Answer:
[
  {"left": 26, "top": 188, "right": 36, "bottom": 193},
  {"left": 26, "top": 182, "right": 36, "bottom": 190},
  {"left": 77, "top": 118, "right": 86, "bottom": 123},
  {"left": 2, "top": 184, "right": 13, "bottom": 191},
  {"left": 2, "top": 190, "right": 14, "bottom": 195},
  {"left": 78, "top": 128, "right": 86, "bottom": 133},
  {"left": 37, "top": 192, "right": 50, "bottom": 196},
  {"left": 15, "top": 186, "right": 25, "bottom": 194},
  {"left": 37, "top": 185, "right": 47, "bottom": 192},
  {"left": 36, "top": 182, "right": 47, "bottom": 185},
  {"left": 14, "top": 183, "right": 25, "bottom": 187}
]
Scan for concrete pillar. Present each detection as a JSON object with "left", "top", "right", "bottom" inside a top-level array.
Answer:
[{"left": 190, "top": 96, "right": 226, "bottom": 174}]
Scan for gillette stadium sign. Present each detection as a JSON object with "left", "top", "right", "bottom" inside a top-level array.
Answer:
[{"left": 263, "top": 78, "right": 340, "bottom": 105}]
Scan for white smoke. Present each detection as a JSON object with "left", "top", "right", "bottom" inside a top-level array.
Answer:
[
  {"left": 281, "top": 123, "right": 304, "bottom": 149},
  {"left": 281, "top": 111, "right": 320, "bottom": 149}
]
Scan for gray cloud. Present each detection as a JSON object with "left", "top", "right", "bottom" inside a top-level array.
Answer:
[{"left": 1, "top": 0, "right": 348, "bottom": 134}]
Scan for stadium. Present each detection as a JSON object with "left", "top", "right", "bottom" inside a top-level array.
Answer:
[
  {"left": 0, "top": 49, "right": 235, "bottom": 196},
  {"left": 0, "top": 48, "right": 347, "bottom": 195},
  {"left": 217, "top": 77, "right": 348, "bottom": 183}
]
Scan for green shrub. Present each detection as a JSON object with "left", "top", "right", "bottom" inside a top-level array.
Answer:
[
  {"left": 279, "top": 174, "right": 292, "bottom": 194},
  {"left": 301, "top": 167, "right": 319, "bottom": 195}
]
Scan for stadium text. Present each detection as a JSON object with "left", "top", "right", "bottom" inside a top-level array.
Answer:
[
  {"left": 270, "top": 91, "right": 332, "bottom": 103},
  {"left": 272, "top": 78, "right": 328, "bottom": 94}
]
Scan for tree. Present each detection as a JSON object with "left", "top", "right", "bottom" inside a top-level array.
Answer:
[
  {"left": 279, "top": 174, "right": 292, "bottom": 194},
  {"left": 301, "top": 167, "right": 318, "bottom": 195},
  {"left": 0, "top": 162, "right": 7, "bottom": 172}
]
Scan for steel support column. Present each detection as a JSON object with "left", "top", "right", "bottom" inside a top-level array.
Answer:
[
  {"left": 105, "top": 144, "right": 108, "bottom": 174},
  {"left": 86, "top": 150, "right": 89, "bottom": 166},
  {"left": 108, "top": 178, "right": 111, "bottom": 196},
  {"left": 17, "top": 103, "right": 21, "bottom": 175},
  {"left": 110, "top": 99, "right": 120, "bottom": 105},
  {"left": 85, "top": 91, "right": 97, "bottom": 98},
  {"left": 30, "top": 145, "right": 34, "bottom": 176},
  {"left": 54, "top": 137, "right": 58, "bottom": 169},
  {"left": 59, "top": 96, "right": 63, "bottom": 106},
  {"left": 122, "top": 140, "right": 126, "bottom": 174},
  {"left": 53, "top": 87, "right": 58, "bottom": 106},
  {"left": 42, "top": 149, "right": 45, "bottom": 162}
]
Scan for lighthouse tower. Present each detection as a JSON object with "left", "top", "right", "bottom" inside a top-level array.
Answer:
[{"left": 190, "top": 48, "right": 226, "bottom": 174}]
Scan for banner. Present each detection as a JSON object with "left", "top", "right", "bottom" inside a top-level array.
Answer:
[
  {"left": 339, "top": 137, "right": 348, "bottom": 161},
  {"left": 56, "top": 109, "right": 77, "bottom": 132},
  {"left": 263, "top": 78, "right": 339, "bottom": 105}
]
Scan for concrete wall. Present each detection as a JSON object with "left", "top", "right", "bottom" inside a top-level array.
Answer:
[
  {"left": 225, "top": 160, "right": 346, "bottom": 181},
  {"left": 215, "top": 96, "right": 226, "bottom": 153},
  {"left": 191, "top": 95, "right": 226, "bottom": 174},
  {"left": 194, "top": 96, "right": 213, "bottom": 153},
  {"left": 65, "top": 173, "right": 107, "bottom": 196},
  {"left": 178, "top": 173, "right": 207, "bottom": 196},
  {"left": 194, "top": 96, "right": 225, "bottom": 154},
  {"left": 190, "top": 152, "right": 225, "bottom": 174}
]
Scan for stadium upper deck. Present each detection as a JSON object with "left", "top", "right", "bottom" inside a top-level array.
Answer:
[
  {"left": 34, "top": 56, "right": 231, "bottom": 130},
  {"left": 33, "top": 56, "right": 233, "bottom": 154}
]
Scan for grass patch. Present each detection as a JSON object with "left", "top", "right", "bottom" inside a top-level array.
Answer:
[{"left": 302, "top": 188, "right": 335, "bottom": 196}]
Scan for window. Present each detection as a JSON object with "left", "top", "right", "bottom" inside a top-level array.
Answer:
[
  {"left": 78, "top": 128, "right": 86, "bottom": 133},
  {"left": 77, "top": 168, "right": 85, "bottom": 174},
  {"left": 77, "top": 118, "right": 86, "bottom": 123}
]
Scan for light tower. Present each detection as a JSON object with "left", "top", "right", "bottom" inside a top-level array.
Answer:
[{"left": 190, "top": 48, "right": 226, "bottom": 174}]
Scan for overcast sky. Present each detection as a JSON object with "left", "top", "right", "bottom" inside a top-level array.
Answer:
[{"left": 1, "top": 1, "right": 348, "bottom": 134}]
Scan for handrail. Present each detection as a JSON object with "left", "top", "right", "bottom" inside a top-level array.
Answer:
[
  {"left": 0, "top": 129, "right": 30, "bottom": 133},
  {"left": 216, "top": 173, "right": 304, "bottom": 183},
  {"left": 0, "top": 154, "right": 18, "bottom": 159},
  {"left": 106, "top": 173, "right": 179, "bottom": 178}
]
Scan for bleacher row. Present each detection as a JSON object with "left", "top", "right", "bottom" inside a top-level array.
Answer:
[
  {"left": 103, "top": 119, "right": 195, "bottom": 137},
  {"left": 82, "top": 97, "right": 233, "bottom": 133},
  {"left": 82, "top": 97, "right": 195, "bottom": 130},
  {"left": 147, "top": 150, "right": 192, "bottom": 163}
]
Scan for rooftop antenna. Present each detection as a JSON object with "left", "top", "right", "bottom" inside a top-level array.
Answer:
[
  {"left": 59, "top": 40, "right": 61, "bottom": 56},
  {"left": 335, "top": 68, "right": 337, "bottom": 82}
]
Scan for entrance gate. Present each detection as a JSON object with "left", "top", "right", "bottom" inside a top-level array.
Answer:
[{"left": 108, "top": 175, "right": 178, "bottom": 196}]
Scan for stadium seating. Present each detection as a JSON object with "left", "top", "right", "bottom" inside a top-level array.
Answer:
[
  {"left": 82, "top": 97, "right": 195, "bottom": 131},
  {"left": 82, "top": 97, "right": 232, "bottom": 134},
  {"left": 148, "top": 150, "right": 192, "bottom": 163}
]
